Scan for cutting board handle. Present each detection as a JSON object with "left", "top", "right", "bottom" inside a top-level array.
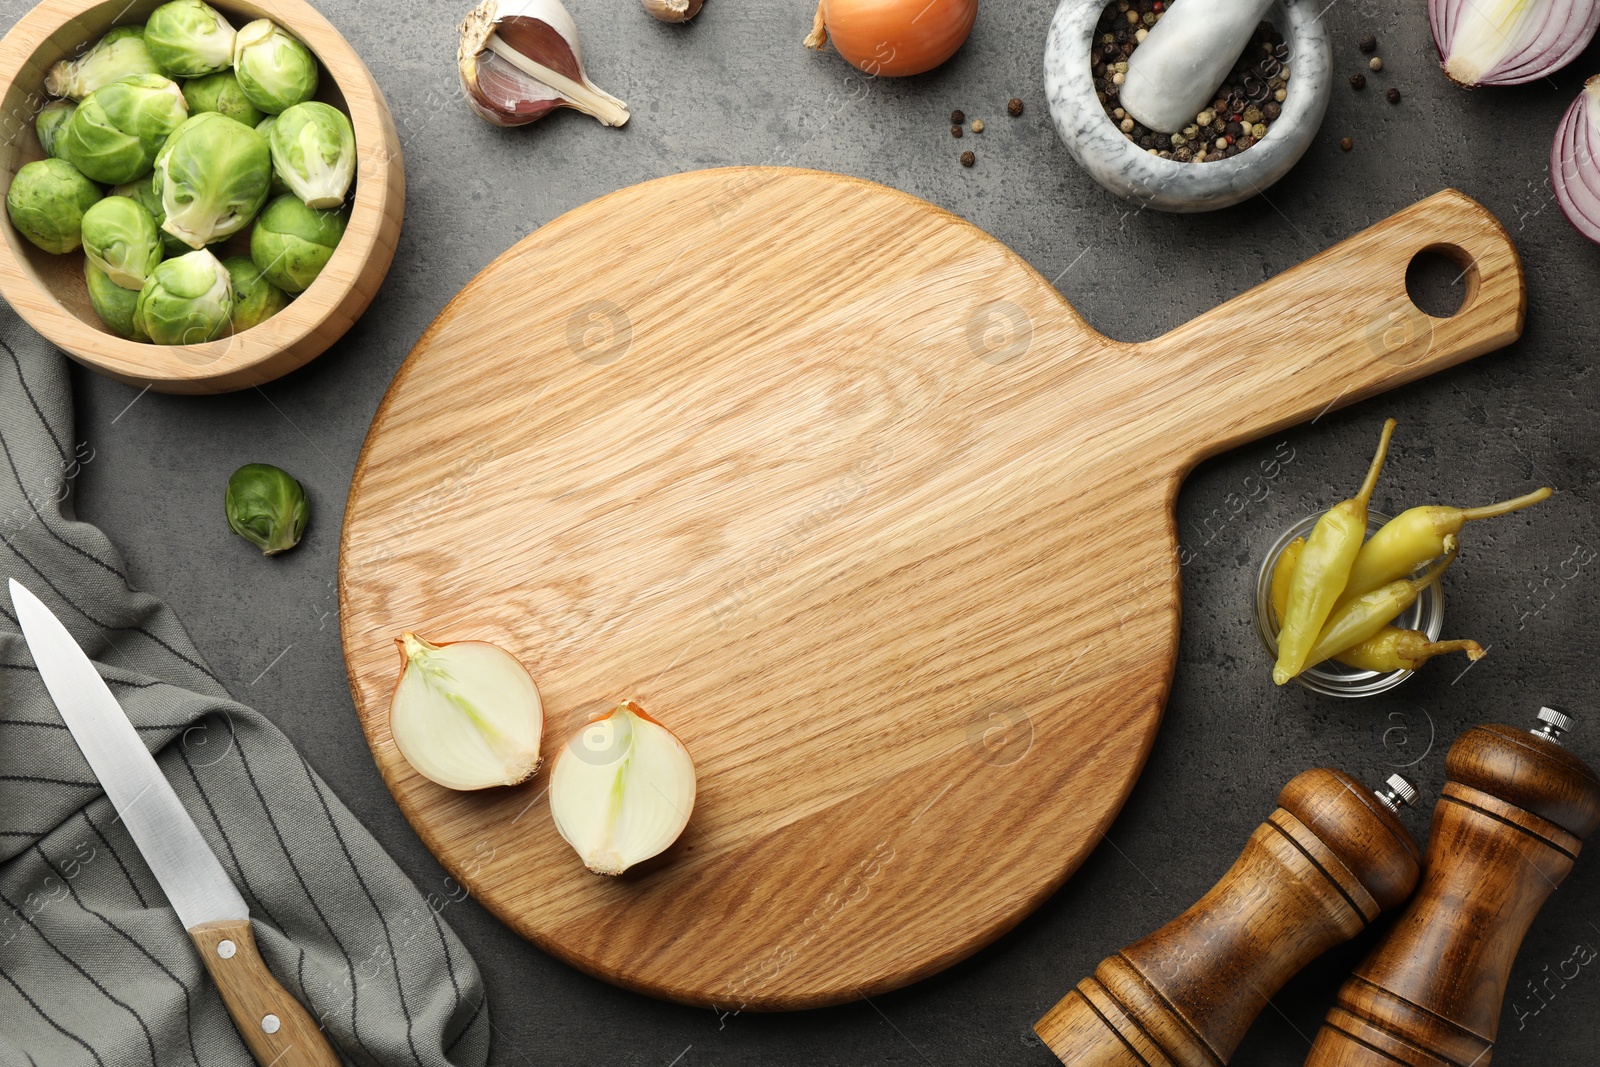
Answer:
[{"left": 1137, "top": 189, "right": 1524, "bottom": 469}]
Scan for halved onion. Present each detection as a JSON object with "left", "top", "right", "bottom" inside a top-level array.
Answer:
[
  {"left": 1430, "top": 0, "right": 1600, "bottom": 86},
  {"left": 1553, "top": 75, "right": 1600, "bottom": 243}
]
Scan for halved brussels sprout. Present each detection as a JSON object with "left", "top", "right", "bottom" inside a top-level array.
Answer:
[
  {"left": 232, "top": 20, "right": 319, "bottom": 115},
  {"left": 250, "top": 194, "right": 346, "bottom": 294},
  {"left": 268, "top": 101, "right": 355, "bottom": 209},
  {"left": 153, "top": 112, "right": 272, "bottom": 249},
  {"left": 182, "top": 71, "right": 265, "bottom": 128},
  {"left": 134, "top": 248, "right": 233, "bottom": 345},
  {"left": 144, "top": 0, "right": 235, "bottom": 77},
  {"left": 222, "top": 255, "right": 290, "bottom": 333},
  {"left": 45, "top": 26, "right": 166, "bottom": 100},
  {"left": 86, "top": 260, "right": 149, "bottom": 341},
  {"left": 36, "top": 101, "right": 76, "bottom": 158},
  {"left": 81, "top": 195, "right": 163, "bottom": 289},
  {"left": 58, "top": 73, "right": 188, "bottom": 185},
  {"left": 6, "top": 158, "right": 102, "bottom": 254}
]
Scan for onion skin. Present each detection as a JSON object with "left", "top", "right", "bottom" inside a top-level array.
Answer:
[
  {"left": 806, "top": 0, "right": 977, "bottom": 78},
  {"left": 1430, "top": 0, "right": 1600, "bottom": 86},
  {"left": 1553, "top": 75, "right": 1600, "bottom": 243}
]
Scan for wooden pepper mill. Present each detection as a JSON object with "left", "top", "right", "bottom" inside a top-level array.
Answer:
[
  {"left": 1034, "top": 768, "right": 1423, "bottom": 1067},
  {"left": 1304, "top": 707, "right": 1600, "bottom": 1067}
]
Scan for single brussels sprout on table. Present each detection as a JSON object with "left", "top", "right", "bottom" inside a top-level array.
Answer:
[
  {"left": 222, "top": 255, "right": 289, "bottom": 333},
  {"left": 134, "top": 247, "right": 233, "bottom": 345},
  {"left": 45, "top": 25, "right": 166, "bottom": 100},
  {"left": 81, "top": 195, "right": 163, "bottom": 289},
  {"left": 6, "top": 158, "right": 101, "bottom": 254},
  {"left": 85, "top": 260, "right": 149, "bottom": 341},
  {"left": 144, "top": 0, "right": 235, "bottom": 76},
  {"left": 182, "top": 71, "right": 265, "bottom": 128},
  {"left": 250, "top": 194, "right": 346, "bottom": 294},
  {"left": 153, "top": 112, "right": 271, "bottom": 249},
  {"left": 269, "top": 101, "right": 355, "bottom": 209},
  {"left": 232, "top": 20, "right": 319, "bottom": 115},
  {"left": 36, "top": 100, "right": 76, "bottom": 158},
  {"left": 58, "top": 73, "right": 188, "bottom": 185},
  {"left": 225, "top": 463, "right": 308, "bottom": 555}
]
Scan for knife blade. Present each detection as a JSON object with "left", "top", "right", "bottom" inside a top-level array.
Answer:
[{"left": 10, "top": 578, "right": 339, "bottom": 1067}]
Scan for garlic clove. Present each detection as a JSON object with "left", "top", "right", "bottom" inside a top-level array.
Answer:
[
  {"left": 643, "top": 0, "right": 704, "bottom": 23},
  {"left": 458, "top": 0, "right": 630, "bottom": 128},
  {"left": 389, "top": 632, "right": 544, "bottom": 791},
  {"left": 549, "top": 700, "right": 697, "bottom": 876}
]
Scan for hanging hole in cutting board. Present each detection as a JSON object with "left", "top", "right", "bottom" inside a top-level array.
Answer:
[{"left": 1405, "top": 246, "right": 1473, "bottom": 319}]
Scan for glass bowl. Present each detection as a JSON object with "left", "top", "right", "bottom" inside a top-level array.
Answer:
[{"left": 1254, "top": 511, "right": 1444, "bottom": 698}]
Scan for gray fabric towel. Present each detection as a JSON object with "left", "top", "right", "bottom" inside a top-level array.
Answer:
[{"left": 0, "top": 307, "right": 490, "bottom": 1067}]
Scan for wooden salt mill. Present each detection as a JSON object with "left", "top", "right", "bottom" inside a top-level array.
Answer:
[
  {"left": 1035, "top": 768, "right": 1423, "bottom": 1066},
  {"left": 1304, "top": 707, "right": 1600, "bottom": 1067}
]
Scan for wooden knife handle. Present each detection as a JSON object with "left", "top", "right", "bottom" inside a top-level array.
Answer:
[
  {"left": 190, "top": 919, "right": 342, "bottom": 1067},
  {"left": 1034, "top": 769, "right": 1421, "bottom": 1067}
]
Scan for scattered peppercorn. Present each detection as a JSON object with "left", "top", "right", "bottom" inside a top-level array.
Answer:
[
  {"left": 952, "top": 124, "right": 963, "bottom": 137},
  {"left": 971, "top": 118, "right": 986, "bottom": 133},
  {"left": 1350, "top": 72, "right": 1367, "bottom": 90},
  {"left": 1386, "top": 86, "right": 1401, "bottom": 104},
  {"left": 1358, "top": 33, "right": 1377, "bottom": 54},
  {"left": 1008, "top": 98, "right": 1025, "bottom": 116},
  {"left": 960, "top": 150, "right": 975, "bottom": 167},
  {"left": 1369, "top": 56, "right": 1383, "bottom": 71},
  {"left": 951, "top": 109, "right": 965, "bottom": 125},
  {"left": 1340, "top": 136, "right": 1354, "bottom": 151}
]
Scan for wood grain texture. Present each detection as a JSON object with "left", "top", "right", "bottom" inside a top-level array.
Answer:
[
  {"left": 338, "top": 169, "right": 1523, "bottom": 1010},
  {"left": 190, "top": 919, "right": 341, "bottom": 1067},
  {"left": 1034, "top": 769, "right": 1421, "bottom": 1066},
  {"left": 0, "top": 0, "right": 405, "bottom": 394},
  {"left": 1305, "top": 726, "right": 1600, "bottom": 1067}
]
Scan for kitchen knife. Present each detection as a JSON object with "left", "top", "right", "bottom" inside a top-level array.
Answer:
[{"left": 9, "top": 578, "right": 340, "bottom": 1067}]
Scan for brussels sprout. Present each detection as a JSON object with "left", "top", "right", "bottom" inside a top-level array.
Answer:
[
  {"left": 250, "top": 194, "right": 345, "bottom": 294},
  {"left": 153, "top": 112, "right": 272, "bottom": 249},
  {"left": 221, "top": 255, "right": 289, "bottom": 333},
  {"left": 225, "top": 463, "right": 308, "bottom": 555},
  {"left": 232, "top": 20, "right": 319, "bottom": 115},
  {"left": 268, "top": 102, "right": 355, "bottom": 209},
  {"left": 182, "top": 71, "right": 265, "bottom": 128},
  {"left": 81, "top": 195, "right": 163, "bottom": 289},
  {"left": 6, "top": 158, "right": 101, "bottom": 254},
  {"left": 86, "top": 260, "right": 149, "bottom": 341},
  {"left": 35, "top": 101, "right": 76, "bottom": 158},
  {"left": 144, "top": 0, "right": 235, "bottom": 76},
  {"left": 133, "top": 248, "right": 232, "bottom": 345},
  {"left": 110, "top": 178, "right": 188, "bottom": 257},
  {"left": 58, "top": 74, "right": 188, "bottom": 185},
  {"left": 45, "top": 26, "right": 166, "bottom": 100}
]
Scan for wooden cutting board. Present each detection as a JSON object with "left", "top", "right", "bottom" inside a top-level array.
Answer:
[{"left": 338, "top": 168, "right": 1523, "bottom": 1011}]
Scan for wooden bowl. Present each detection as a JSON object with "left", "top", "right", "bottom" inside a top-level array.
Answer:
[{"left": 0, "top": 0, "right": 405, "bottom": 393}]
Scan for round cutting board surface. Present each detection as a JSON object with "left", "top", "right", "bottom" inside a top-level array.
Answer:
[{"left": 339, "top": 168, "right": 1521, "bottom": 1009}]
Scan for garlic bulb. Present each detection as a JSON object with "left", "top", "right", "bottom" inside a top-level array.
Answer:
[
  {"left": 389, "top": 633, "right": 544, "bottom": 791},
  {"left": 643, "top": 0, "right": 703, "bottom": 22},
  {"left": 549, "top": 701, "right": 696, "bottom": 876},
  {"left": 458, "top": 0, "right": 630, "bottom": 128}
]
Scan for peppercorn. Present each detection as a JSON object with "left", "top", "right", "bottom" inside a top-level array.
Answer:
[
  {"left": 1263, "top": 101, "right": 1281, "bottom": 120},
  {"left": 1358, "top": 33, "right": 1378, "bottom": 53},
  {"left": 1008, "top": 98, "right": 1024, "bottom": 116},
  {"left": 951, "top": 109, "right": 965, "bottom": 125},
  {"left": 960, "top": 150, "right": 975, "bottom": 167},
  {"left": 1225, "top": 120, "right": 1244, "bottom": 138},
  {"left": 971, "top": 119, "right": 986, "bottom": 132},
  {"left": 952, "top": 124, "right": 963, "bottom": 138},
  {"left": 1369, "top": 56, "right": 1383, "bottom": 71},
  {"left": 1340, "top": 136, "right": 1353, "bottom": 151},
  {"left": 1350, "top": 72, "right": 1367, "bottom": 90},
  {"left": 1386, "top": 86, "right": 1401, "bottom": 104}
]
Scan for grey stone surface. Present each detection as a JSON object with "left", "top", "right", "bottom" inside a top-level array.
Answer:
[{"left": 4, "top": 0, "right": 1596, "bottom": 1063}]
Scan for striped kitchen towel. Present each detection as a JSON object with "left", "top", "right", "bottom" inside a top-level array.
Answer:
[{"left": 0, "top": 307, "right": 490, "bottom": 1066}]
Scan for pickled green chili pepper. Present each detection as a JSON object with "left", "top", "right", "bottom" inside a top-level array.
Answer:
[
  {"left": 1270, "top": 536, "right": 1304, "bottom": 626},
  {"left": 1303, "top": 535, "right": 1458, "bottom": 670},
  {"left": 1335, "top": 630, "right": 1484, "bottom": 673},
  {"left": 1273, "top": 418, "right": 1397, "bottom": 686},
  {"left": 1339, "top": 486, "right": 1553, "bottom": 602}
]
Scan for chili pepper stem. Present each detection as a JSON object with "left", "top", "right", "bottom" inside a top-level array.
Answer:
[
  {"left": 1453, "top": 486, "right": 1553, "bottom": 524},
  {"left": 1353, "top": 418, "right": 1398, "bottom": 507}
]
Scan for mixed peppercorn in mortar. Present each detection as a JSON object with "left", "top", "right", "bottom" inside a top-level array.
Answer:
[{"left": 1093, "top": 0, "right": 1290, "bottom": 164}]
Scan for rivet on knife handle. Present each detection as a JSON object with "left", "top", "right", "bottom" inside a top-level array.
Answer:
[{"left": 190, "top": 919, "right": 341, "bottom": 1067}]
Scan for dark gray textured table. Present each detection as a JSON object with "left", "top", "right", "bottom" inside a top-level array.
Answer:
[{"left": 12, "top": 0, "right": 1599, "bottom": 1062}]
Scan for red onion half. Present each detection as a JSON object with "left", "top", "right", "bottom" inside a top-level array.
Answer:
[
  {"left": 1553, "top": 76, "right": 1600, "bottom": 243},
  {"left": 1430, "top": 0, "right": 1600, "bottom": 86}
]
